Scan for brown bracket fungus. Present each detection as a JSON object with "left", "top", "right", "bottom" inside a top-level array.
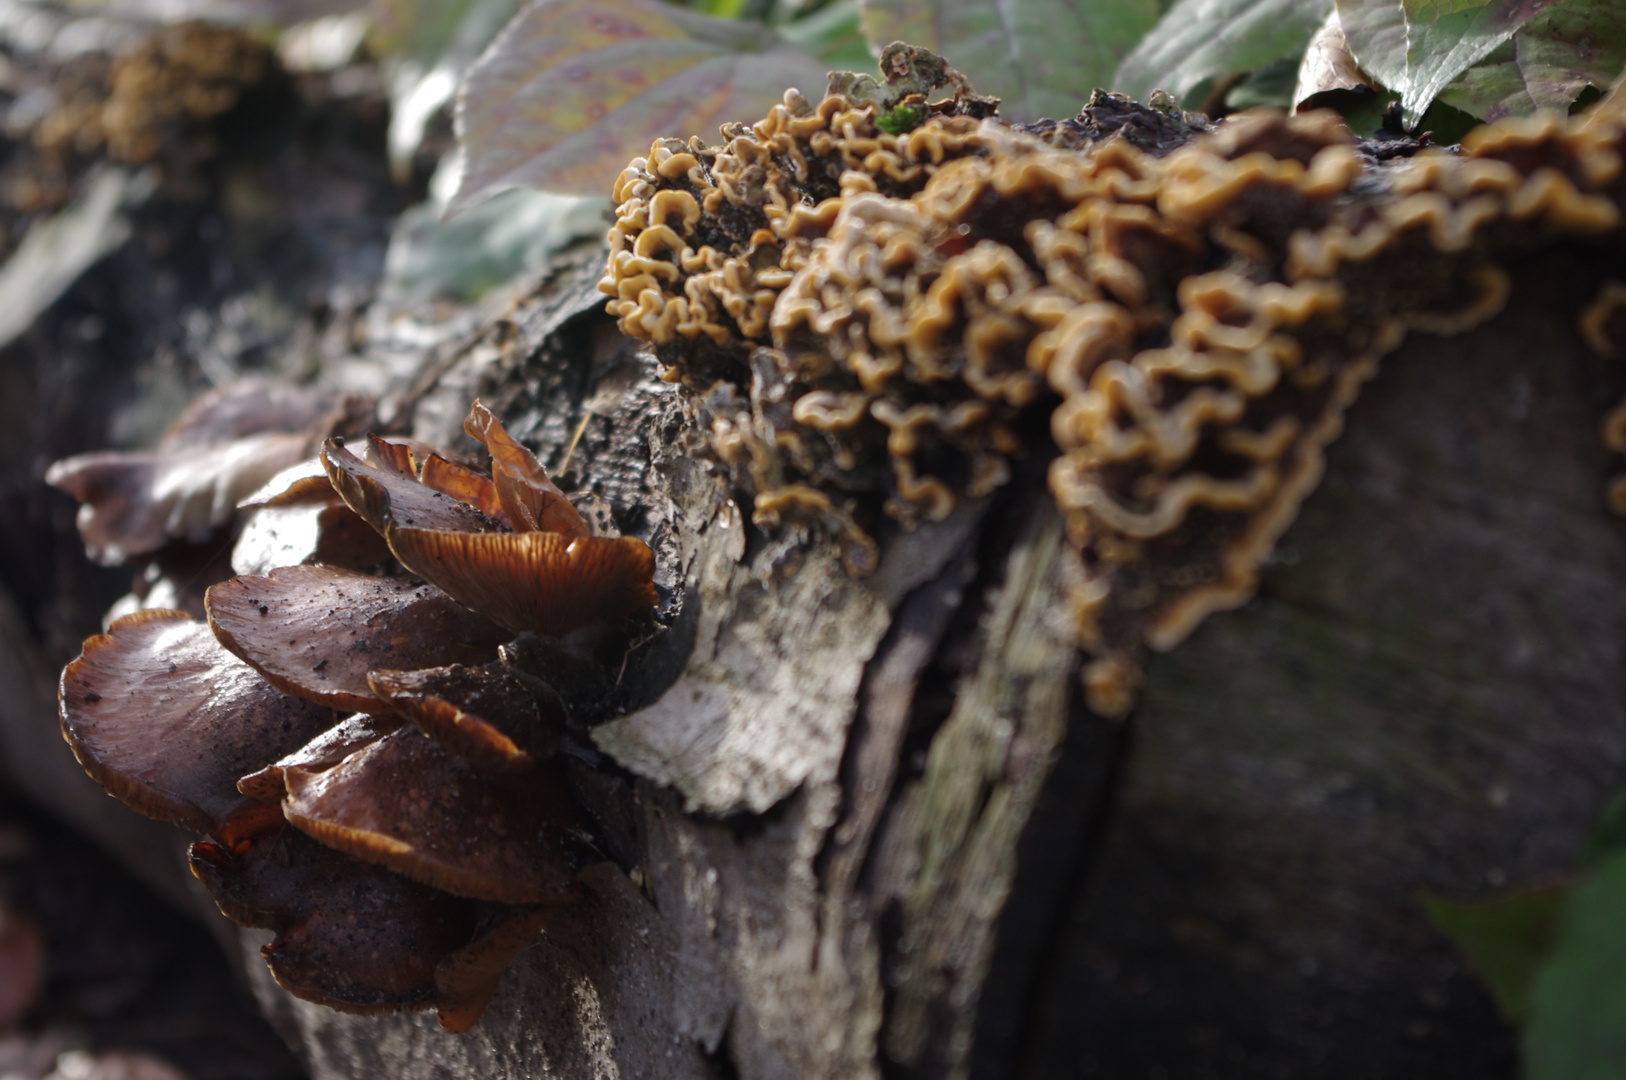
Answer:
[
  {"left": 46, "top": 381, "right": 360, "bottom": 566},
  {"left": 189, "top": 823, "right": 553, "bottom": 1032},
  {"left": 54, "top": 396, "right": 660, "bottom": 1032},
  {"left": 602, "top": 47, "right": 1626, "bottom": 717},
  {"left": 204, "top": 565, "right": 512, "bottom": 712},
  {"left": 59, "top": 608, "right": 337, "bottom": 844},
  {"left": 279, "top": 727, "right": 585, "bottom": 905},
  {"left": 368, "top": 663, "right": 563, "bottom": 773}
]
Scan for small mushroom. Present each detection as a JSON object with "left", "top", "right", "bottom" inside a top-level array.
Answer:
[
  {"left": 46, "top": 381, "right": 359, "bottom": 566},
  {"left": 322, "top": 438, "right": 504, "bottom": 536},
  {"left": 385, "top": 527, "right": 657, "bottom": 640},
  {"left": 233, "top": 459, "right": 392, "bottom": 577},
  {"left": 205, "top": 565, "right": 511, "bottom": 712},
  {"left": 59, "top": 609, "right": 337, "bottom": 842},
  {"left": 367, "top": 663, "right": 562, "bottom": 773},
  {"left": 189, "top": 824, "right": 475, "bottom": 1014},
  {"left": 236, "top": 713, "right": 405, "bottom": 802},
  {"left": 280, "top": 726, "right": 584, "bottom": 904},
  {"left": 433, "top": 902, "right": 558, "bottom": 1034},
  {"left": 462, "top": 401, "right": 589, "bottom": 538}
]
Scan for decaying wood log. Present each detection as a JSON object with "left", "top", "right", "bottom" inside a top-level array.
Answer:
[{"left": 211, "top": 245, "right": 1621, "bottom": 1080}]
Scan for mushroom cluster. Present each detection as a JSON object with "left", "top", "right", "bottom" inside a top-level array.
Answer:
[
  {"left": 601, "top": 46, "right": 1626, "bottom": 716},
  {"left": 56, "top": 399, "right": 656, "bottom": 1030}
]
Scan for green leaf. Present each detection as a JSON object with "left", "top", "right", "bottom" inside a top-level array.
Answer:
[
  {"left": 858, "top": 0, "right": 1161, "bottom": 122},
  {"left": 1583, "top": 787, "right": 1626, "bottom": 867},
  {"left": 1421, "top": 884, "right": 1569, "bottom": 1024},
  {"left": 1115, "top": 0, "right": 1331, "bottom": 104},
  {"left": 1525, "top": 851, "right": 1626, "bottom": 1079},
  {"left": 1440, "top": 0, "right": 1626, "bottom": 119},
  {"left": 1337, "top": 0, "right": 1559, "bottom": 121},
  {"left": 383, "top": 188, "right": 606, "bottom": 301},
  {"left": 778, "top": 0, "right": 873, "bottom": 69},
  {"left": 1226, "top": 55, "right": 1302, "bottom": 109},
  {"left": 450, "top": 0, "right": 830, "bottom": 208}
]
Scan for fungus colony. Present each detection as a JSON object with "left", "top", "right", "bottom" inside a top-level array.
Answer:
[
  {"left": 51, "top": 392, "right": 656, "bottom": 1031},
  {"left": 601, "top": 43, "right": 1626, "bottom": 717}
]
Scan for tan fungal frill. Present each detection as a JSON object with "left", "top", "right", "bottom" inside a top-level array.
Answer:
[
  {"left": 57, "top": 399, "right": 657, "bottom": 1031},
  {"left": 601, "top": 48, "right": 1626, "bottom": 716}
]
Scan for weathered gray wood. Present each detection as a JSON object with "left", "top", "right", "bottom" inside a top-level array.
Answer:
[{"left": 1021, "top": 253, "right": 1626, "bottom": 1078}]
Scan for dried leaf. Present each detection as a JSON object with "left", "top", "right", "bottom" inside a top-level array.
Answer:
[
  {"left": 861, "top": 0, "right": 1160, "bottom": 121},
  {"left": 1115, "top": 0, "right": 1331, "bottom": 104},
  {"left": 1337, "top": 0, "right": 1561, "bottom": 120},
  {"left": 449, "top": 0, "right": 829, "bottom": 208},
  {"left": 1293, "top": 8, "right": 1374, "bottom": 107}
]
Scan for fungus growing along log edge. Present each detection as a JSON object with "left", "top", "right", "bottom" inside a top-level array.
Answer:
[
  {"left": 53, "top": 398, "right": 656, "bottom": 1031},
  {"left": 602, "top": 42, "right": 1626, "bottom": 718}
]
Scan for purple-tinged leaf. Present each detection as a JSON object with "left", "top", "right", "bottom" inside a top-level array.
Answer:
[{"left": 449, "top": 0, "right": 829, "bottom": 209}]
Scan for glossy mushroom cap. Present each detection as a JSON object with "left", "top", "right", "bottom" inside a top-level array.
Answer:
[
  {"left": 59, "top": 609, "right": 337, "bottom": 842},
  {"left": 368, "top": 663, "right": 562, "bottom": 773},
  {"left": 386, "top": 528, "right": 657, "bottom": 640},
  {"left": 280, "top": 726, "right": 584, "bottom": 905},
  {"left": 190, "top": 825, "right": 475, "bottom": 1015},
  {"left": 236, "top": 713, "right": 404, "bottom": 802},
  {"left": 205, "top": 565, "right": 511, "bottom": 712},
  {"left": 46, "top": 382, "right": 359, "bottom": 566},
  {"left": 321, "top": 438, "right": 503, "bottom": 536},
  {"left": 463, "top": 400, "right": 589, "bottom": 537}
]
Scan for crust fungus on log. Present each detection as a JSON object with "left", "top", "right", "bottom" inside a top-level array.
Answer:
[{"left": 602, "top": 47, "right": 1626, "bottom": 716}]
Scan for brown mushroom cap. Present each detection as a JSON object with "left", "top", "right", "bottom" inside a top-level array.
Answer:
[
  {"left": 434, "top": 902, "right": 557, "bottom": 1034},
  {"left": 367, "top": 663, "right": 562, "bottom": 773},
  {"left": 385, "top": 527, "right": 657, "bottom": 639},
  {"left": 205, "top": 565, "right": 511, "bottom": 712},
  {"left": 46, "top": 382, "right": 360, "bottom": 566},
  {"left": 232, "top": 500, "right": 394, "bottom": 577},
  {"left": 463, "top": 400, "right": 589, "bottom": 538},
  {"left": 321, "top": 438, "right": 502, "bottom": 536},
  {"left": 189, "top": 824, "right": 475, "bottom": 1014},
  {"left": 420, "top": 453, "right": 506, "bottom": 521},
  {"left": 280, "top": 726, "right": 584, "bottom": 904},
  {"left": 160, "top": 380, "right": 358, "bottom": 450},
  {"left": 237, "top": 459, "right": 333, "bottom": 509},
  {"left": 46, "top": 432, "right": 318, "bottom": 565},
  {"left": 59, "top": 609, "right": 337, "bottom": 841},
  {"left": 236, "top": 712, "right": 404, "bottom": 802}
]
